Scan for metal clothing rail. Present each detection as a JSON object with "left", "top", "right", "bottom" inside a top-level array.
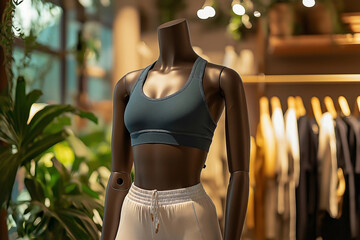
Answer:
[{"left": 242, "top": 74, "right": 360, "bottom": 83}]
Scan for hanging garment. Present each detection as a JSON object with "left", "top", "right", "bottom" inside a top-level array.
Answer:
[
  {"left": 296, "top": 116, "right": 318, "bottom": 240},
  {"left": 317, "top": 112, "right": 338, "bottom": 218},
  {"left": 258, "top": 108, "right": 277, "bottom": 240},
  {"left": 343, "top": 116, "right": 360, "bottom": 240},
  {"left": 272, "top": 107, "right": 291, "bottom": 240},
  {"left": 320, "top": 117, "right": 357, "bottom": 240},
  {"left": 254, "top": 124, "right": 266, "bottom": 240},
  {"left": 284, "top": 107, "right": 300, "bottom": 240},
  {"left": 246, "top": 136, "right": 257, "bottom": 230},
  {"left": 343, "top": 116, "right": 360, "bottom": 174},
  {"left": 201, "top": 111, "right": 227, "bottom": 221}
]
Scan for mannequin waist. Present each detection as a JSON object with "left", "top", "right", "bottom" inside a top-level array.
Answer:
[{"left": 132, "top": 144, "right": 207, "bottom": 191}]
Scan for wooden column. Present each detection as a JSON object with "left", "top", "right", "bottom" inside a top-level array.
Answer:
[{"left": 112, "top": 1, "right": 140, "bottom": 90}]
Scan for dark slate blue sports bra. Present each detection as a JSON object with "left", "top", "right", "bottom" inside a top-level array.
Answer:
[{"left": 124, "top": 56, "right": 217, "bottom": 152}]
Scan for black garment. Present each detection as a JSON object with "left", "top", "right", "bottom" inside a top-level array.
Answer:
[
  {"left": 343, "top": 116, "right": 360, "bottom": 174},
  {"left": 320, "top": 117, "right": 356, "bottom": 240},
  {"left": 296, "top": 116, "right": 318, "bottom": 240},
  {"left": 343, "top": 116, "right": 360, "bottom": 240}
]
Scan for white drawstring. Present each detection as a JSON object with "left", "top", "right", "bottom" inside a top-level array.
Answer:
[{"left": 150, "top": 189, "right": 160, "bottom": 236}]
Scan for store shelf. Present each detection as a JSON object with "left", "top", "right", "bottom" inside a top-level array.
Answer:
[
  {"left": 242, "top": 74, "right": 360, "bottom": 83},
  {"left": 268, "top": 34, "right": 360, "bottom": 56}
]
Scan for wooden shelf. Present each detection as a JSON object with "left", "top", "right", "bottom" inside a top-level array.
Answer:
[
  {"left": 242, "top": 74, "right": 360, "bottom": 83},
  {"left": 268, "top": 34, "right": 360, "bottom": 56}
]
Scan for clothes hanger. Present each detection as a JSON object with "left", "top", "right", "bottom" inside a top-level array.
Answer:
[
  {"left": 311, "top": 96, "right": 322, "bottom": 126},
  {"left": 270, "top": 96, "right": 282, "bottom": 113},
  {"left": 324, "top": 96, "right": 337, "bottom": 119},
  {"left": 355, "top": 96, "right": 360, "bottom": 117},
  {"left": 338, "top": 96, "right": 351, "bottom": 117},
  {"left": 287, "top": 96, "right": 296, "bottom": 110},
  {"left": 295, "top": 96, "right": 306, "bottom": 118},
  {"left": 260, "top": 96, "right": 270, "bottom": 116}
]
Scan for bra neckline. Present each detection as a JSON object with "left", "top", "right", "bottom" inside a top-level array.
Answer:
[{"left": 140, "top": 56, "right": 202, "bottom": 101}]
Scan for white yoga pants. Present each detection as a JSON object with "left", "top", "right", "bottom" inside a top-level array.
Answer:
[{"left": 115, "top": 182, "right": 223, "bottom": 240}]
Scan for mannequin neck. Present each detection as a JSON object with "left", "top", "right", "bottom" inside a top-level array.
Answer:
[{"left": 156, "top": 19, "right": 198, "bottom": 68}]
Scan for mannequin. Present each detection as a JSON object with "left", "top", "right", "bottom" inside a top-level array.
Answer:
[{"left": 101, "top": 18, "right": 250, "bottom": 240}]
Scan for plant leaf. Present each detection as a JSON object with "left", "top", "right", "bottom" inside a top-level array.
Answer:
[
  {"left": 24, "top": 104, "right": 73, "bottom": 146},
  {"left": 24, "top": 177, "right": 45, "bottom": 202},
  {"left": 21, "top": 130, "right": 68, "bottom": 166},
  {"left": 13, "top": 76, "right": 27, "bottom": 137}
]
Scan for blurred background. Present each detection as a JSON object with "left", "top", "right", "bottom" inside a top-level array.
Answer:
[{"left": 0, "top": 0, "right": 360, "bottom": 239}]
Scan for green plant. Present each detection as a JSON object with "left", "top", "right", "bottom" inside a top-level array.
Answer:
[
  {"left": 8, "top": 156, "right": 103, "bottom": 239},
  {"left": 0, "top": 0, "right": 23, "bottom": 95},
  {"left": 0, "top": 76, "right": 97, "bottom": 210}
]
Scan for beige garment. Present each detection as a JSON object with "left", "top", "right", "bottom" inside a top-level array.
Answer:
[
  {"left": 201, "top": 111, "right": 227, "bottom": 219},
  {"left": 284, "top": 108, "right": 300, "bottom": 240},
  {"left": 272, "top": 108, "right": 288, "bottom": 215},
  {"left": 257, "top": 108, "right": 277, "bottom": 239},
  {"left": 317, "top": 112, "right": 338, "bottom": 218},
  {"left": 115, "top": 183, "right": 222, "bottom": 240},
  {"left": 246, "top": 136, "right": 257, "bottom": 229},
  {"left": 254, "top": 124, "right": 266, "bottom": 240}
]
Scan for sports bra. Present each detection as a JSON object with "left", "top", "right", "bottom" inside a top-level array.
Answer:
[{"left": 124, "top": 56, "right": 217, "bottom": 152}]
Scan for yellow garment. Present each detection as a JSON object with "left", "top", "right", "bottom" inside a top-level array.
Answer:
[
  {"left": 201, "top": 111, "right": 227, "bottom": 220},
  {"left": 254, "top": 98, "right": 277, "bottom": 240},
  {"left": 254, "top": 124, "right": 266, "bottom": 240},
  {"left": 246, "top": 136, "right": 257, "bottom": 229}
]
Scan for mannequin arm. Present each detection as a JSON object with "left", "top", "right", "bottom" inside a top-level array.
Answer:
[
  {"left": 101, "top": 77, "right": 133, "bottom": 240},
  {"left": 220, "top": 67, "right": 250, "bottom": 240},
  {"left": 224, "top": 171, "right": 249, "bottom": 239}
]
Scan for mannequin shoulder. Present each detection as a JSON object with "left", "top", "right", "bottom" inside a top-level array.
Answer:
[
  {"left": 219, "top": 66, "right": 242, "bottom": 85},
  {"left": 218, "top": 66, "right": 244, "bottom": 95},
  {"left": 204, "top": 62, "right": 242, "bottom": 84},
  {"left": 204, "top": 62, "right": 243, "bottom": 95},
  {"left": 114, "top": 69, "right": 143, "bottom": 98}
]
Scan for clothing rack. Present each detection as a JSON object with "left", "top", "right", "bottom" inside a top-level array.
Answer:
[
  {"left": 241, "top": 74, "right": 360, "bottom": 136},
  {"left": 239, "top": 74, "right": 360, "bottom": 240},
  {"left": 242, "top": 74, "right": 360, "bottom": 83}
]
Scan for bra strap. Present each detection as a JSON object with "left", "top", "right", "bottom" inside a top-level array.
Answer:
[
  {"left": 193, "top": 57, "right": 207, "bottom": 79},
  {"left": 134, "top": 61, "right": 156, "bottom": 90}
]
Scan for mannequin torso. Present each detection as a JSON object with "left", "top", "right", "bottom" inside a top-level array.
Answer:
[
  {"left": 102, "top": 18, "right": 250, "bottom": 240},
  {"left": 124, "top": 56, "right": 225, "bottom": 190}
]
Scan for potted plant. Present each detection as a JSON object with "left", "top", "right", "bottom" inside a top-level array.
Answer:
[{"left": 0, "top": 76, "right": 98, "bottom": 236}]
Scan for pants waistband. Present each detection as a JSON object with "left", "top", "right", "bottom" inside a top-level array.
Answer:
[{"left": 127, "top": 182, "right": 207, "bottom": 206}]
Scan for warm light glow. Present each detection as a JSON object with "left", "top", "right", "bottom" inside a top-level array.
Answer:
[
  {"left": 197, "top": 9, "right": 208, "bottom": 19},
  {"left": 232, "top": 3, "right": 246, "bottom": 16},
  {"left": 204, "top": 6, "right": 216, "bottom": 17},
  {"left": 302, "top": 0, "right": 315, "bottom": 8},
  {"left": 254, "top": 10, "right": 261, "bottom": 17},
  {"left": 242, "top": 14, "right": 252, "bottom": 29}
]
